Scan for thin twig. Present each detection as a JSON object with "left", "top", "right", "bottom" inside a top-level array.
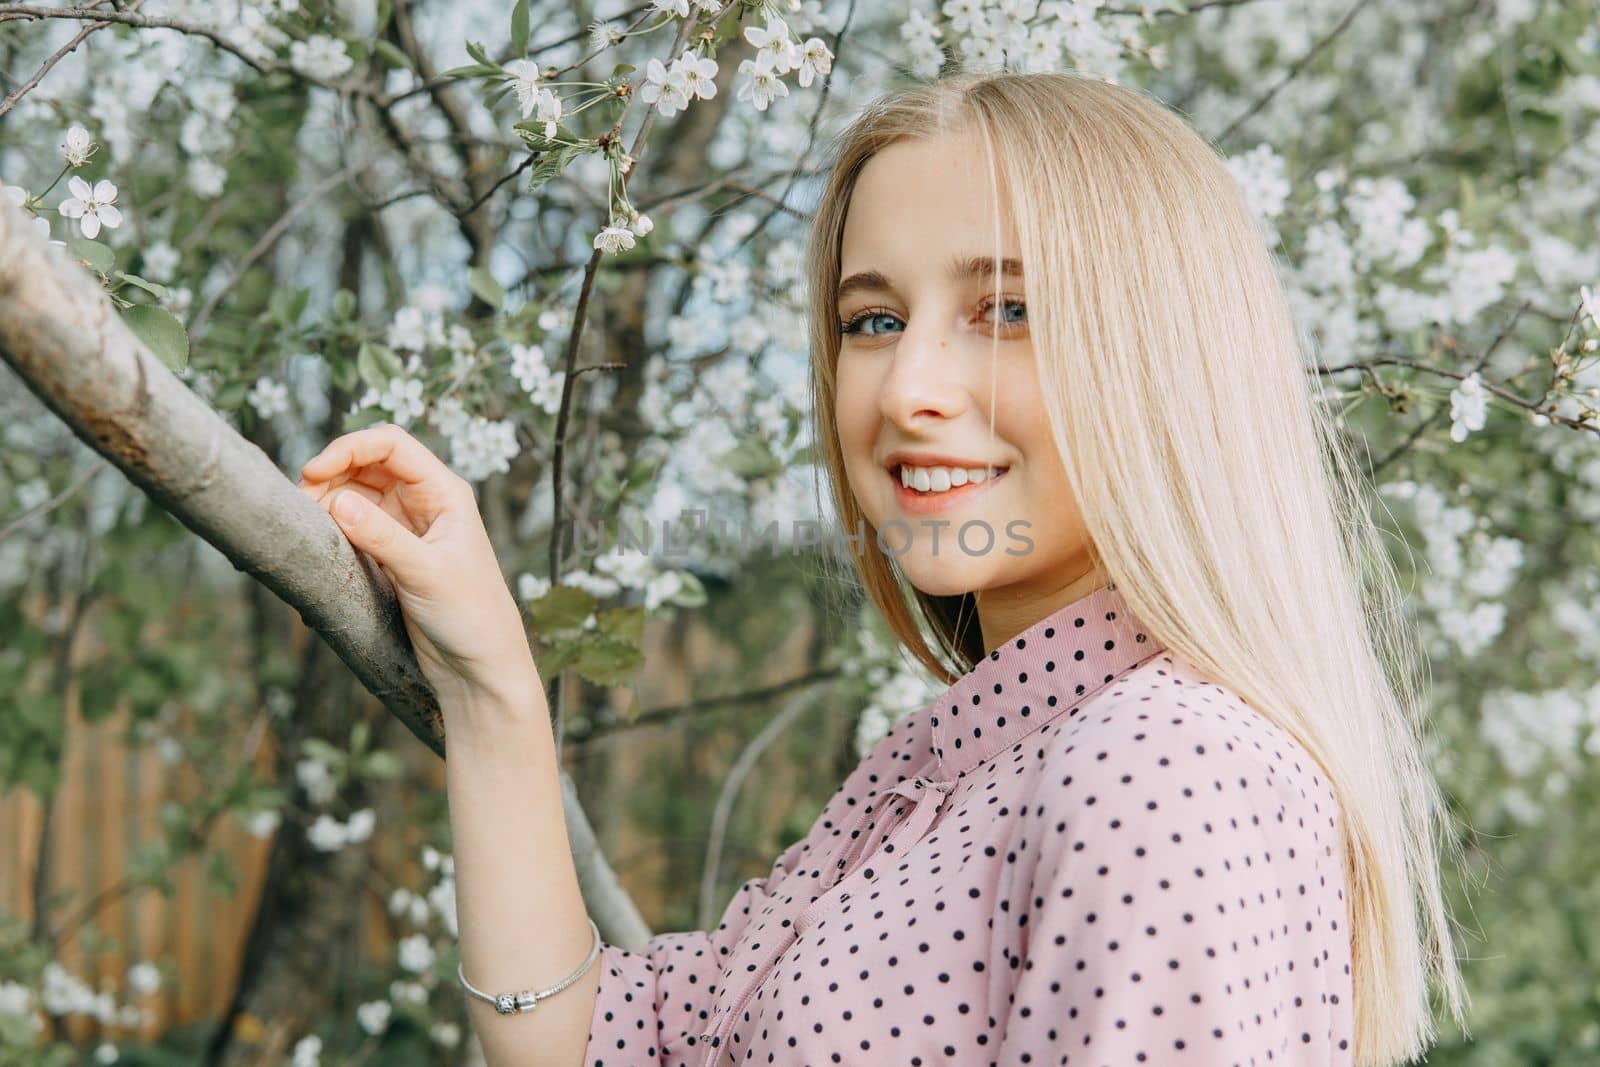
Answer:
[
  {"left": 0, "top": 459, "right": 106, "bottom": 545},
  {"left": 189, "top": 163, "right": 362, "bottom": 334},
  {"left": 0, "top": 12, "right": 110, "bottom": 120},
  {"left": 1216, "top": 0, "right": 1375, "bottom": 143}
]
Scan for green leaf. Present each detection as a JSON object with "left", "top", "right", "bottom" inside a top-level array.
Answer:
[
  {"left": 116, "top": 271, "right": 169, "bottom": 300},
  {"left": 593, "top": 467, "right": 622, "bottom": 502},
  {"left": 467, "top": 266, "right": 506, "bottom": 310},
  {"left": 122, "top": 304, "right": 189, "bottom": 371},
  {"left": 670, "top": 571, "right": 707, "bottom": 608},
  {"left": 465, "top": 40, "right": 497, "bottom": 68},
  {"left": 350, "top": 720, "right": 370, "bottom": 756},
  {"left": 595, "top": 605, "right": 645, "bottom": 644},
  {"left": 375, "top": 0, "right": 393, "bottom": 33},
  {"left": 440, "top": 62, "right": 502, "bottom": 80},
  {"left": 333, "top": 288, "right": 357, "bottom": 319},
  {"left": 343, "top": 405, "right": 391, "bottom": 431},
  {"left": 206, "top": 851, "right": 240, "bottom": 898},
  {"left": 363, "top": 751, "right": 405, "bottom": 780},
  {"left": 531, "top": 638, "right": 580, "bottom": 683},
  {"left": 70, "top": 237, "right": 115, "bottom": 274},
  {"left": 718, "top": 436, "right": 780, "bottom": 478},
  {"left": 373, "top": 39, "right": 412, "bottom": 70},
  {"left": 357, "top": 341, "right": 389, "bottom": 391},
  {"left": 510, "top": 0, "right": 529, "bottom": 58},
  {"left": 528, "top": 584, "right": 597, "bottom": 635},
  {"left": 301, "top": 738, "right": 345, "bottom": 768},
  {"left": 212, "top": 379, "right": 248, "bottom": 411},
  {"left": 573, "top": 634, "right": 644, "bottom": 688}
]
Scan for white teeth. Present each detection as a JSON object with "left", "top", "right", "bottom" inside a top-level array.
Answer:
[{"left": 896, "top": 464, "right": 1008, "bottom": 494}]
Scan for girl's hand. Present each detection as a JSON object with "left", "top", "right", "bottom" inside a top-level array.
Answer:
[{"left": 297, "top": 423, "right": 536, "bottom": 706}]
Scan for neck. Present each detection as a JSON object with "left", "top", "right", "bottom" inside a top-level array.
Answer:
[{"left": 972, "top": 561, "right": 1110, "bottom": 657}]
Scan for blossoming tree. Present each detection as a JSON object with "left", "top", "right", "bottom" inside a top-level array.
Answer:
[{"left": 1, "top": 0, "right": 1598, "bottom": 1064}]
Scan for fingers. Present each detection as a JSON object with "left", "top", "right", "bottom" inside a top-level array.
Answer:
[
  {"left": 327, "top": 485, "right": 429, "bottom": 582},
  {"left": 300, "top": 423, "right": 454, "bottom": 489}
]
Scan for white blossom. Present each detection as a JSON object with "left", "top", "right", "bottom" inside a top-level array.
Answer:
[
  {"left": 62, "top": 125, "right": 97, "bottom": 167},
  {"left": 594, "top": 225, "right": 636, "bottom": 254},
  {"left": 1449, "top": 371, "right": 1488, "bottom": 443},
  {"left": 126, "top": 962, "right": 161, "bottom": 996},
  {"left": 142, "top": 240, "right": 180, "bottom": 283},
  {"left": 504, "top": 59, "right": 561, "bottom": 123},
  {"left": 794, "top": 37, "right": 834, "bottom": 88},
  {"left": 291, "top": 1034, "right": 322, "bottom": 1067},
  {"left": 94, "top": 1042, "right": 118, "bottom": 1064},
  {"left": 1, "top": 183, "right": 50, "bottom": 242},
  {"left": 247, "top": 376, "right": 291, "bottom": 419},
  {"left": 188, "top": 159, "right": 226, "bottom": 199},
  {"left": 445, "top": 414, "right": 519, "bottom": 481},
  {"left": 398, "top": 933, "right": 436, "bottom": 973},
  {"left": 345, "top": 807, "right": 375, "bottom": 844},
  {"left": 390, "top": 979, "right": 429, "bottom": 1005},
  {"left": 0, "top": 979, "right": 35, "bottom": 1020},
  {"left": 243, "top": 808, "right": 281, "bottom": 839},
  {"left": 639, "top": 57, "right": 692, "bottom": 117},
  {"left": 629, "top": 210, "right": 654, "bottom": 236},
  {"left": 357, "top": 1000, "right": 392, "bottom": 1036},
  {"left": 743, "top": 18, "right": 800, "bottom": 74},
  {"left": 518, "top": 572, "right": 552, "bottom": 601},
  {"left": 58, "top": 176, "right": 123, "bottom": 240},
  {"left": 379, "top": 376, "right": 426, "bottom": 427},
  {"left": 289, "top": 35, "right": 354, "bottom": 80},
  {"left": 736, "top": 54, "right": 789, "bottom": 112},
  {"left": 430, "top": 1021, "right": 462, "bottom": 1048},
  {"left": 675, "top": 53, "right": 719, "bottom": 101},
  {"left": 1580, "top": 283, "right": 1600, "bottom": 332},
  {"left": 296, "top": 757, "right": 337, "bottom": 805},
  {"left": 651, "top": 0, "right": 689, "bottom": 16},
  {"left": 644, "top": 570, "right": 684, "bottom": 610},
  {"left": 307, "top": 813, "right": 349, "bottom": 852}
]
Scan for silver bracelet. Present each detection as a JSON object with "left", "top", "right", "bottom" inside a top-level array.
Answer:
[{"left": 457, "top": 917, "right": 603, "bottom": 1016}]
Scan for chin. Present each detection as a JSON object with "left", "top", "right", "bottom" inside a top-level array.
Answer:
[{"left": 893, "top": 553, "right": 1000, "bottom": 599}]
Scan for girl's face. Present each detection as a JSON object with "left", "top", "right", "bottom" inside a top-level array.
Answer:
[{"left": 833, "top": 130, "right": 1105, "bottom": 649}]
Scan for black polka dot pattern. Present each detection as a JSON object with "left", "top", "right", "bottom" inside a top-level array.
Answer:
[{"left": 582, "top": 583, "right": 1354, "bottom": 1066}]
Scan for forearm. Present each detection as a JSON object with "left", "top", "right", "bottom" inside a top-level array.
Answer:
[{"left": 442, "top": 675, "right": 598, "bottom": 1067}]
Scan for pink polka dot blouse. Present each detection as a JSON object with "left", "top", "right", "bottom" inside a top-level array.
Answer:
[{"left": 583, "top": 582, "right": 1355, "bottom": 1066}]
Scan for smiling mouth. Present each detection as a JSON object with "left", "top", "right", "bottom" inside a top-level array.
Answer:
[{"left": 887, "top": 466, "right": 1011, "bottom": 511}]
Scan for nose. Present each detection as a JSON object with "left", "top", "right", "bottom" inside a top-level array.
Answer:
[{"left": 878, "top": 316, "right": 970, "bottom": 430}]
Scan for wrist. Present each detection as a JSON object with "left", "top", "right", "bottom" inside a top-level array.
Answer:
[{"left": 436, "top": 666, "right": 549, "bottom": 733}]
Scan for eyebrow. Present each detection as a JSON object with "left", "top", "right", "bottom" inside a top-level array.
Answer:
[{"left": 835, "top": 255, "right": 1023, "bottom": 303}]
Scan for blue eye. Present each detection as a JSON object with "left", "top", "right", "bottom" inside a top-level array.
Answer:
[
  {"left": 981, "top": 296, "right": 1028, "bottom": 327},
  {"left": 838, "top": 309, "right": 902, "bottom": 337}
]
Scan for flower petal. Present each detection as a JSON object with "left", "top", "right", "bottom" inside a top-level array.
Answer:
[
  {"left": 59, "top": 199, "right": 85, "bottom": 219},
  {"left": 93, "top": 179, "right": 118, "bottom": 203},
  {"left": 98, "top": 204, "right": 123, "bottom": 229},
  {"left": 68, "top": 175, "right": 92, "bottom": 200},
  {"left": 80, "top": 213, "right": 101, "bottom": 239}
]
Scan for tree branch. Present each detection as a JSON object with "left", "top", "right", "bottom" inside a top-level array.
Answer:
[{"left": 0, "top": 194, "right": 653, "bottom": 951}]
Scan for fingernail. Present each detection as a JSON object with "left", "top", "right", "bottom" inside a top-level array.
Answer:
[{"left": 334, "top": 494, "right": 365, "bottom": 523}]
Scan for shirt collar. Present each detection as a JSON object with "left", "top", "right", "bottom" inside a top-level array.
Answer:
[{"left": 927, "top": 581, "right": 1167, "bottom": 782}]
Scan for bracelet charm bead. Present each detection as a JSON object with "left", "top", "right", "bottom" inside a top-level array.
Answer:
[{"left": 459, "top": 917, "right": 603, "bottom": 1019}]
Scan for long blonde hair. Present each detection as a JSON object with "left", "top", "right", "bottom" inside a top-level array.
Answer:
[{"left": 803, "top": 68, "right": 1470, "bottom": 1066}]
